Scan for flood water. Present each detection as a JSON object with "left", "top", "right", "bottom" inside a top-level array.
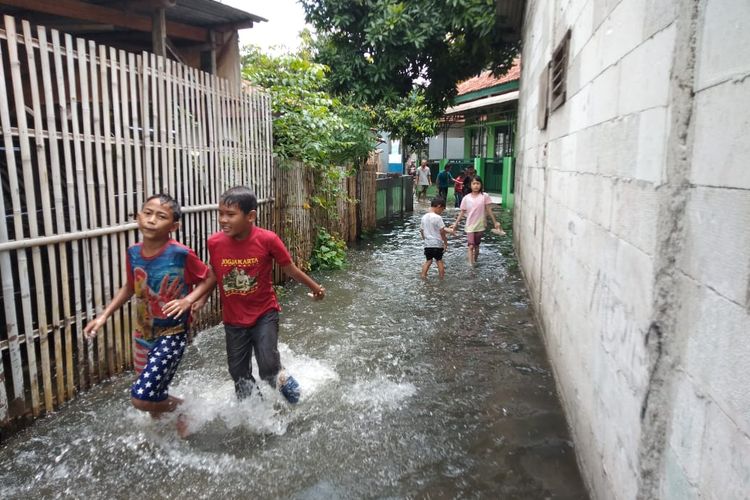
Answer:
[{"left": 0, "top": 207, "right": 588, "bottom": 499}]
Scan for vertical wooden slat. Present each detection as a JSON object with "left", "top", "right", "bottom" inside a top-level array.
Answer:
[
  {"left": 265, "top": 92, "right": 273, "bottom": 203},
  {"left": 74, "top": 37, "right": 95, "bottom": 387},
  {"left": 127, "top": 51, "right": 144, "bottom": 367},
  {"left": 150, "top": 52, "right": 160, "bottom": 192},
  {"left": 119, "top": 49, "right": 134, "bottom": 369},
  {"left": 175, "top": 63, "right": 189, "bottom": 244},
  {"left": 131, "top": 53, "right": 143, "bottom": 211},
  {"left": 97, "top": 44, "right": 115, "bottom": 377},
  {"left": 0, "top": 21, "right": 25, "bottom": 416},
  {"left": 5, "top": 16, "right": 43, "bottom": 415},
  {"left": 171, "top": 61, "right": 182, "bottom": 208},
  {"left": 231, "top": 84, "right": 240, "bottom": 186},
  {"left": 205, "top": 72, "right": 216, "bottom": 221},
  {"left": 92, "top": 42, "right": 110, "bottom": 381},
  {"left": 79, "top": 38, "right": 102, "bottom": 383},
  {"left": 220, "top": 78, "right": 229, "bottom": 190},
  {"left": 181, "top": 66, "right": 193, "bottom": 246},
  {"left": 56, "top": 31, "right": 79, "bottom": 398},
  {"left": 239, "top": 88, "right": 247, "bottom": 187},
  {"left": 252, "top": 88, "right": 260, "bottom": 196},
  {"left": 157, "top": 53, "right": 167, "bottom": 193},
  {"left": 142, "top": 52, "right": 153, "bottom": 197},
  {"left": 196, "top": 69, "right": 209, "bottom": 241},
  {"left": 110, "top": 47, "right": 125, "bottom": 373},
  {"left": 165, "top": 58, "right": 175, "bottom": 195},
  {"left": 38, "top": 25, "right": 69, "bottom": 407},
  {"left": 21, "top": 20, "right": 56, "bottom": 412}
]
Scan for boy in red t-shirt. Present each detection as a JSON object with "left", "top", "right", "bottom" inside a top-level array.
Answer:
[{"left": 207, "top": 186, "right": 325, "bottom": 403}]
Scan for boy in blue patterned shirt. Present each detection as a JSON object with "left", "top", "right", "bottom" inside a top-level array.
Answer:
[{"left": 84, "top": 194, "right": 216, "bottom": 425}]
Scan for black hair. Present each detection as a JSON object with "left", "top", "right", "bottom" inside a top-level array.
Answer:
[
  {"left": 430, "top": 197, "right": 446, "bottom": 208},
  {"left": 144, "top": 193, "right": 181, "bottom": 221},
  {"left": 220, "top": 186, "right": 257, "bottom": 214},
  {"left": 469, "top": 175, "right": 484, "bottom": 192}
]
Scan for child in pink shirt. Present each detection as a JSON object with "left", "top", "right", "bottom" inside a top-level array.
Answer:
[{"left": 451, "top": 176, "right": 505, "bottom": 265}]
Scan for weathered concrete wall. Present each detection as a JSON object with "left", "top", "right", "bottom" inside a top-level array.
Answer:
[{"left": 514, "top": 1, "right": 750, "bottom": 498}]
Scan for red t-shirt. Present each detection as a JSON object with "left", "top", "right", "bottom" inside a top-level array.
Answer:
[{"left": 207, "top": 227, "right": 293, "bottom": 327}]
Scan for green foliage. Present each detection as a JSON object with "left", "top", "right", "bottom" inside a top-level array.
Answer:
[
  {"left": 375, "top": 90, "right": 440, "bottom": 154},
  {"left": 310, "top": 228, "right": 347, "bottom": 271},
  {"left": 300, "top": 0, "right": 520, "bottom": 113},
  {"left": 241, "top": 45, "right": 441, "bottom": 211},
  {"left": 241, "top": 47, "right": 376, "bottom": 169}
]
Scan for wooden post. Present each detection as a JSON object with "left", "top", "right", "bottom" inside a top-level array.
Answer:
[{"left": 152, "top": 8, "right": 166, "bottom": 59}]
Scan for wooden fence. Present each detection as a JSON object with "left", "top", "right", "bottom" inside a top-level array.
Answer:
[
  {"left": 0, "top": 15, "right": 274, "bottom": 423},
  {"left": 376, "top": 175, "right": 414, "bottom": 221},
  {"left": 275, "top": 158, "right": 379, "bottom": 271}
]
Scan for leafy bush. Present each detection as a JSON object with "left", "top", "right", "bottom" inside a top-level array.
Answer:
[{"left": 310, "top": 228, "right": 347, "bottom": 271}]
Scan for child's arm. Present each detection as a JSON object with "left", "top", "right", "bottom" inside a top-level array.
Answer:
[
  {"left": 420, "top": 228, "right": 425, "bottom": 240},
  {"left": 281, "top": 263, "right": 326, "bottom": 300},
  {"left": 452, "top": 209, "right": 466, "bottom": 230},
  {"left": 84, "top": 283, "right": 135, "bottom": 338},
  {"left": 485, "top": 203, "right": 505, "bottom": 235},
  {"left": 440, "top": 227, "right": 449, "bottom": 249},
  {"left": 163, "top": 269, "right": 217, "bottom": 318}
]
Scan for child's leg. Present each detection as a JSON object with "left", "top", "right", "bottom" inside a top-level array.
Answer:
[
  {"left": 130, "top": 332, "right": 187, "bottom": 416},
  {"left": 250, "top": 310, "right": 282, "bottom": 387},
  {"left": 251, "top": 310, "right": 301, "bottom": 403},
  {"left": 473, "top": 233, "right": 482, "bottom": 262},
  {"left": 437, "top": 259, "right": 445, "bottom": 278},
  {"left": 225, "top": 324, "right": 256, "bottom": 399},
  {"left": 421, "top": 258, "right": 433, "bottom": 278},
  {"left": 132, "top": 331, "right": 149, "bottom": 376}
]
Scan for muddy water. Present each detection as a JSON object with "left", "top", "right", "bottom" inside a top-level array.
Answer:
[{"left": 0, "top": 207, "right": 588, "bottom": 499}]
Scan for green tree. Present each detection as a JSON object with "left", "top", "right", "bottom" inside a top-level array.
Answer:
[
  {"left": 375, "top": 90, "right": 439, "bottom": 162},
  {"left": 241, "top": 46, "right": 375, "bottom": 169},
  {"left": 301, "top": 0, "right": 520, "bottom": 113}
]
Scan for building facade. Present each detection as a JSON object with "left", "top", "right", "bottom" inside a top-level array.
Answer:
[{"left": 428, "top": 61, "right": 520, "bottom": 206}]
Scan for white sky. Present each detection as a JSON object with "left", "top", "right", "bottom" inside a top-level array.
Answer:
[{"left": 219, "top": 0, "right": 311, "bottom": 53}]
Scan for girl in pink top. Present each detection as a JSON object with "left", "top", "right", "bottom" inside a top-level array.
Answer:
[{"left": 451, "top": 176, "right": 505, "bottom": 265}]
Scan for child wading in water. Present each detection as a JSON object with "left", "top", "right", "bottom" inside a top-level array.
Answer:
[
  {"left": 451, "top": 176, "right": 505, "bottom": 266},
  {"left": 84, "top": 194, "right": 216, "bottom": 435},
  {"left": 207, "top": 186, "right": 325, "bottom": 403},
  {"left": 420, "top": 197, "right": 449, "bottom": 278}
]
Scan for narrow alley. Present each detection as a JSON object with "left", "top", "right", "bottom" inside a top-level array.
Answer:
[{"left": 0, "top": 209, "right": 586, "bottom": 499}]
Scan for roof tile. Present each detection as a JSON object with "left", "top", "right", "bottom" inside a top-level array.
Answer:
[{"left": 456, "top": 59, "right": 521, "bottom": 96}]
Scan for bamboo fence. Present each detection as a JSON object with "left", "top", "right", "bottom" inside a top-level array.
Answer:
[
  {"left": 0, "top": 16, "right": 274, "bottom": 423},
  {"left": 0, "top": 15, "right": 385, "bottom": 429}
]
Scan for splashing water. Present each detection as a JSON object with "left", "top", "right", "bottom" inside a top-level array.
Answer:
[{"left": 0, "top": 208, "right": 587, "bottom": 499}]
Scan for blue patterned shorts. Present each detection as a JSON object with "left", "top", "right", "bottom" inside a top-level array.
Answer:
[{"left": 131, "top": 332, "right": 187, "bottom": 402}]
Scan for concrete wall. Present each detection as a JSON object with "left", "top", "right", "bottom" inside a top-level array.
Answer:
[
  {"left": 428, "top": 124, "right": 465, "bottom": 160},
  {"left": 514, "top": 1, "right": 750, "bottom": 498}
]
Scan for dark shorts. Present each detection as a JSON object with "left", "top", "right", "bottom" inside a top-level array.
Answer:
[
  {"left": 467, "top": 232, "right": 483, "bottom": 247},
  {"left": 224, "top": 310, "right": 281, "bottom": 399},
  {"left": 131, "top": 332, "right": 187, "bottom": 402},
  {"left": 424, "top": 247, "right": 445, "bottom": 261}
]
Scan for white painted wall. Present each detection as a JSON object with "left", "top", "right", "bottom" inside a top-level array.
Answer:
[
  {"left": 428, "top": 124, "right": 465, "bottom": 160},
  {"left": 515, "top": 1, "right": 750, "bottom": 498}
]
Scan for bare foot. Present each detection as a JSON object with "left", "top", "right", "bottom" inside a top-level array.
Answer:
[{"left": 176, "top": 413, "right": 190, "bottom": 439}]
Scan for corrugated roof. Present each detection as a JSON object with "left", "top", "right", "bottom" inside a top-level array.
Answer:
[
  {"left": 89, "top": 0, "right": 267, "bottom": 28},
  {"left": 456, "top": 58, "right": 521, "bottom": 96}
]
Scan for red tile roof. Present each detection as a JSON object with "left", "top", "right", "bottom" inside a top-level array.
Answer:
[{"left": 456, "top": 58, "right": 521, "bottom": 96}]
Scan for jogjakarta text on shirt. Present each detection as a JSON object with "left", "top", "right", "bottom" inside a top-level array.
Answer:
[{"left": 221, "top": 257, "right": 259, "bottom": 266}]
